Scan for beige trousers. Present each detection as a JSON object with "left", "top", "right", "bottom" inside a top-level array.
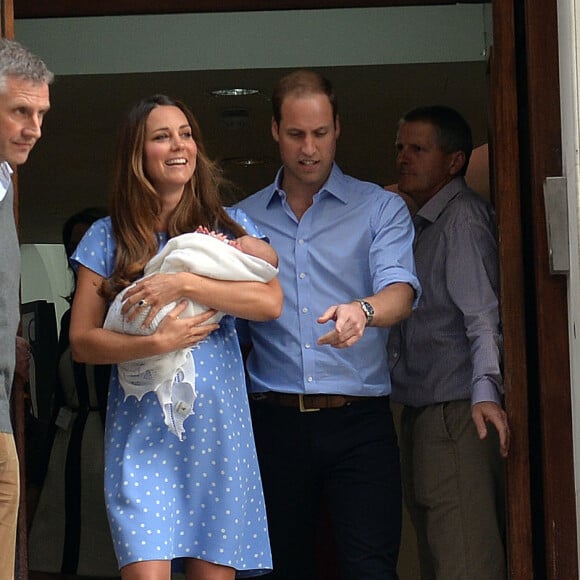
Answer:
[
  {"left": 400, "top": 400, "right": 506, "bottom": 580},
  {"left": 0, "top": 432, "right": 19, "bottom": 580}
]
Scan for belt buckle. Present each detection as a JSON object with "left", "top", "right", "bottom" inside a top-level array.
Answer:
[
  {"left": 251, "top": 392, "right": 268, "bottom": 401},
  {"left": 299, "top": 394, "right": 320, "bottom": 413}
]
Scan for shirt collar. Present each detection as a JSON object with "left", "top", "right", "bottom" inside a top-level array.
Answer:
[
  {"left": 0, "top": 162, "right": 14, "bottom": 203},
  {"left": 415, "top": 176, "right": 467, "bottom": 225},
  {"left": 267, "top": 163, "right": 349, "bottom": 207}
]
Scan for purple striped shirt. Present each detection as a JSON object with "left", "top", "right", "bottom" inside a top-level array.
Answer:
[{"left": 390, "top": 177, "right": 503, "bottom": 407}]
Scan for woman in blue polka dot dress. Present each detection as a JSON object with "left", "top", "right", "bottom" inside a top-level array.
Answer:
[{"left": 69, "top": 95, "right": 282, "bottom": 580}]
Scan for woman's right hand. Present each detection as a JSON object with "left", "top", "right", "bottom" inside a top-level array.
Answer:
[
  {"left": 155, "top": 301, "right": 220, "bottom": 351},
  {"left": 71, "top": 266, "right": 220, "bottom": 365}
]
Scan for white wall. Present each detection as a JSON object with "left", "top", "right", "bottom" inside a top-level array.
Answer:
[
  {"left": 557, "top": 0, "right": 580, "bottom": 568},
  {"left": 21, "top": 244, "right": 72, "bottom": 335},
  {"left": 15, "top": 5, "right": 492, "bottom": 75}
]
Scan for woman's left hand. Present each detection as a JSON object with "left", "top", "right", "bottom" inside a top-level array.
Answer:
[{"left": 121, "top": 272, "right": 195, "bottom": 325}]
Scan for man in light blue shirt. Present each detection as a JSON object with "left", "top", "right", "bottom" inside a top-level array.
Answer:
[{"left": 236, "top": 69, "right": 420, "bottom": 580}]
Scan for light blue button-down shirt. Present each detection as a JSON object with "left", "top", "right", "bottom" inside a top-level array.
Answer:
[
  {"left": 0, "top": 161, "right": 13, "bottom": 202},
  {"left": 235, "top": 164, "right": 420, "bottom": 397}
]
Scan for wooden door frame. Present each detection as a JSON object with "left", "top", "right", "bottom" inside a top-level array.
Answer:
[
  {"left": 517, "top": 0, "right": 578, "bottom": 577},
  {"left": 472, "top": 1, "right": 575, "bottom": 576},
  {"left": 4, "top": 1, "right": 575, "bottom": 578},
  {"left": 489, "top": 0, "right": 535, "bottom": 575}
]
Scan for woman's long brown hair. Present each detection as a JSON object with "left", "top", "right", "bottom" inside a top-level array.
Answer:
[{"left": 102, "top": 95, "right": 246, "bottom": 300}]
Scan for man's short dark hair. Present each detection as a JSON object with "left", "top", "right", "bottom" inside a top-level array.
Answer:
[
  {"left": 271, "top": 69, "right": 338, "bottom": 126},
  {"left": 399, "top": 105, "right": 473, "bottom": 176}
]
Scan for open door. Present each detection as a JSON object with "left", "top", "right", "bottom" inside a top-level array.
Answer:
[
  {"left": 517, "top": 0, "right": 578, "bottom": 577},
  {"left": 491, "top": 0, "right": 578, "bottom": 578},
  {"left": 489, "top": 0, "right": 534, "bottom": 576}
]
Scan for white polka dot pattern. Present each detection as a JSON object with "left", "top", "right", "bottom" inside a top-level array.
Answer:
[{"left": 71, "top": 211, "right": 272, "bottom": 576}]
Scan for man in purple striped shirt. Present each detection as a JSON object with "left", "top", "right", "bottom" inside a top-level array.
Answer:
[{"left": 389, "top": 105, "right": 509, "bottom": 580}]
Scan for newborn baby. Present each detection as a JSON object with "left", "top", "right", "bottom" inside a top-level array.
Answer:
[{"left": 104, "top": 228, "right": 278, "bottom": 439}]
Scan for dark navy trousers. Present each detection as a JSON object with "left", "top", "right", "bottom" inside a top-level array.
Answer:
[{"left": 250, "top": 396, "right": 401, "bottom": 580}]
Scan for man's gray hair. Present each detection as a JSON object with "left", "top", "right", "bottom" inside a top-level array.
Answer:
[{"left": 0, "top": 38, "right": 53, "bottom": 91}]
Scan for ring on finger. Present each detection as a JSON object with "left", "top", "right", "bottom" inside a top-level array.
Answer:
[{"left": 138, "top": 299, "right": 148, "bottom": 307}]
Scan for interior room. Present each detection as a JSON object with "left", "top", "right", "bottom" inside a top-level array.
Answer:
[{"left": 14, "top": 6, "right": 492, "bottom": 579}]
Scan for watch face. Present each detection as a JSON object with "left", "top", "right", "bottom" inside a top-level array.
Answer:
[{"left": 358, "top": 300, "right": 374, "bottom": 321}]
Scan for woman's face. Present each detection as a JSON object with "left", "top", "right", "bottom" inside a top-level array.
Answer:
[{"left": 143, "top": 105, "right": 198, "bottom": 195}]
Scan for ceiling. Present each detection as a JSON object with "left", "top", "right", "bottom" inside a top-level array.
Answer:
[
  {"left": 14, "top": 0, "right": 490, "bottom": 19},
  {"left": 18, "top": 61, "right": 489, "bottom": 244}
]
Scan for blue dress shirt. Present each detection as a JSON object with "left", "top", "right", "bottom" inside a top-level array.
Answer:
[{"left": 235, "top": 164, "right": 420, "bottom": 397}]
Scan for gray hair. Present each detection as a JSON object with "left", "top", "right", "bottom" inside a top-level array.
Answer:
[{"left": 0, "top": 38, "right": 53, "bottom": 92}]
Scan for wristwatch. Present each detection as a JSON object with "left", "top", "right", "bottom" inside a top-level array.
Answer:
[{"left": 355, "top": 299, "right": 374, "bottom": 326}]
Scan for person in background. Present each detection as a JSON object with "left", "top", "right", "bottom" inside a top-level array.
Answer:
[
  {"left": 235, "top": 69, "right": 420, "bottom": 580},
  {"left": 62, "top": 207, "right": 109, "bottom": 266},
  {"left": 69, "top": 94, "right": 282, "bottom": 580},
  {"left": 464, "top": 142, "right": 490, "bottom": 199},
  {"left": 0, "top": 38, "right": 52, "bottom": 580},
  {"left": 28, "top": 206, "right": 120, "bottom": 578},
  {"left": 389, "top": 105, "right": 509, "bottom": 580},
  {"left": 386, "top": 143, "right": 491, "bottom": 213}
]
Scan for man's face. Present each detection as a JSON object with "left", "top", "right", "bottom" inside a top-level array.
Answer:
[
  {"left": 272, "top": 93, "right": 339, "bottom": 196},
  {"left": 0, "top": 76, "right": 50, "bottom": 167},
  {"left": 395, "top": 120, "right": 463, "bottom": 208}
]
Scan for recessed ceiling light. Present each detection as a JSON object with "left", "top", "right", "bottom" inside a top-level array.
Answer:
[
  {"left": 222, "top": 157, "right": 273, "bottom": 167},
  {"left": 209, "top": 88, "right": 260, "bottom": 97}
]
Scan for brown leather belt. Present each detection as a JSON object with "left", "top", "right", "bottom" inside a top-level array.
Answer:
[{"left": 250, "top": 391, "right": 380, "bottom": 412}]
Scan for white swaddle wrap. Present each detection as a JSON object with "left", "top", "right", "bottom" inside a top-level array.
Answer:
[{"left": 103, "top": 232, "right": 278, "bottom": 439}]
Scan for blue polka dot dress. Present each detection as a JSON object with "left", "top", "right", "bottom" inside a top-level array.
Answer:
[{"left": 71, "top": 209, "right": 272, "bottom": 577}]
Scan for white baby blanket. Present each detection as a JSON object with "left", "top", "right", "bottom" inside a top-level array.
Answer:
[{"left": 103, "top": 232, "right": 278, "bottom": 439}]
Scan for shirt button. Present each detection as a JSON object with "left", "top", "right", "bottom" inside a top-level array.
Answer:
[
  {"left": 299, "top": 272, "right": 306, "bottom": 279},
  {"left": 305, "top": 343, "right": 311, "bottom": 349},
  {"left": 307, "top": 376, "right": 313, "bottom": 383},
  {"left": 298, "top": 239, "right": 305, "bottom": 245},
  {"left": 302, "top": 307, "right": 308, "bottom": 314}
]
